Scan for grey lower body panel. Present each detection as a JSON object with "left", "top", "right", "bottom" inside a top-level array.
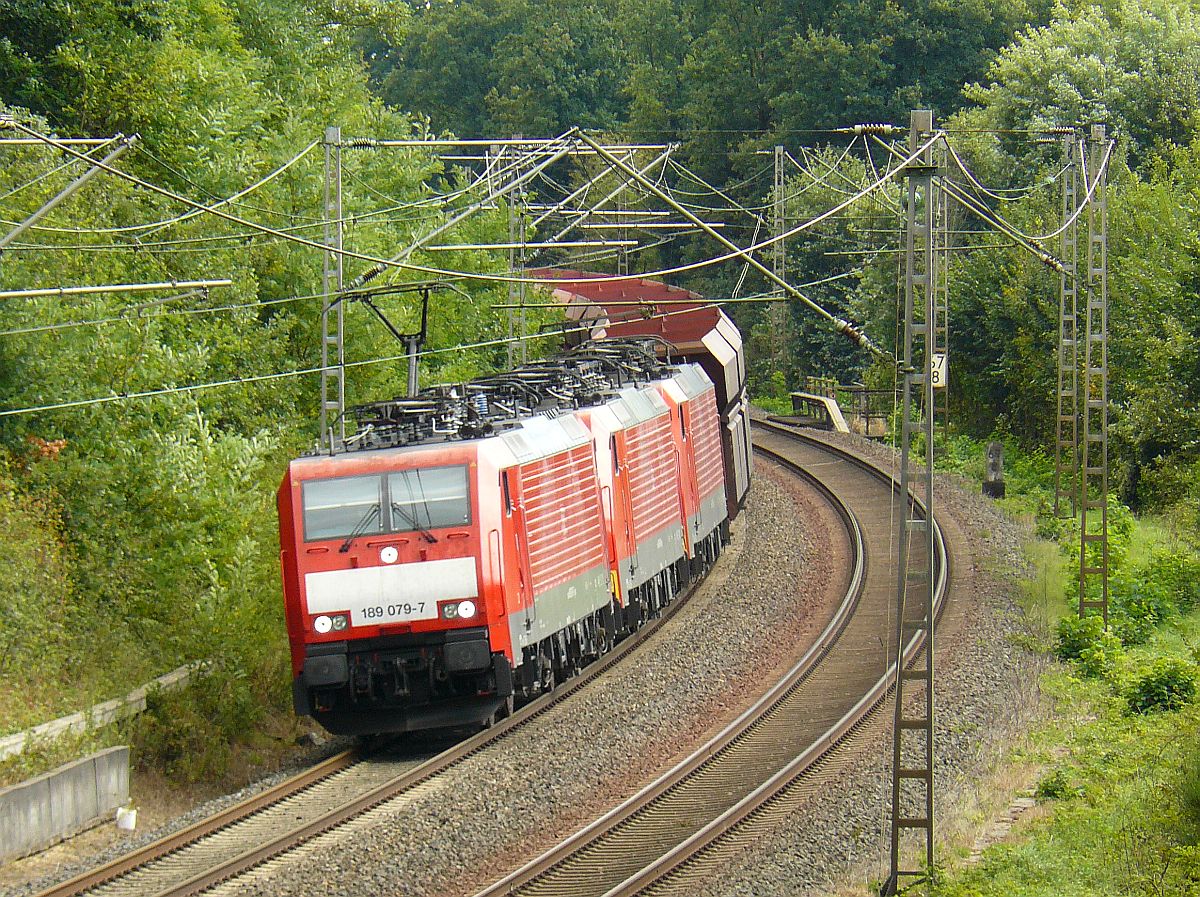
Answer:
[
  {"left": 509, "top": 562, "right": 613, "bottom": 655},
  {"left": 688, "top": 487, "right": 728, "bottom": 552},
  {"left": 624, "top": 521, "right": 685, "bottom": 591}
]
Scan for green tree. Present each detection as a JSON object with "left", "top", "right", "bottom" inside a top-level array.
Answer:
[
  {"left": 965, "top": 0, "right": 1200, "bottom": 167},
  {"left": 0, "top": 0, "right": 518, "bottom": 745}
]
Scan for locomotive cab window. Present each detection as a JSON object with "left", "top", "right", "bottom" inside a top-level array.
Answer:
[
  {"left": 302, "top": 475, "right": 383, "bottom": 542},
  {"left": 301, "top": 466, "right": 470, "bottom": 542},
  {"left": 388, "top": 466, "right": 470, "bottom": 531}
]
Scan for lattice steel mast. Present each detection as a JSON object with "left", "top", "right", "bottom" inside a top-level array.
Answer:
[
  {"left": 506, "top": 160, "right": 528, "bottom": 367},
  {"left": 319, "top": 125, "right": 345, "bottom": 451},
  {"left": 1054, "top": 132, "right": 1081, "bottom": 517},
  {"left": 1079, "top": 124, "right": 1110, "bottom": 621},
  {"left": 772, "top": 145, "right": 786, "bottom": 288},
  {"left": 931, "top": 141, "right": 950, "bottom": 437},
  {"left": 771, "top": 144, "right": 791, "bottom": 379},
  {"left": 886, "top": 109, "right": 938, "bottom": 896}
]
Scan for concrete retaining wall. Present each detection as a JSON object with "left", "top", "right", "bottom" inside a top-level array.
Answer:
[{"left": 0, "top": 746, "right": 129, "bottom": 862}]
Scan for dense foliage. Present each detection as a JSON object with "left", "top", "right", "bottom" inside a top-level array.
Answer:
[
  {"left": 731, "top": 0, "right": 1200, "bottom": 524},
  {"left": 0, "top": 0, "right": 517, "bottom": 758},
  {"left": 371, "top": 0, "right": 1043, "bottom": 175},
  {"left": 935, "top": 433, "right": 1200, "bottom": 896},
  {"left": 938, "top": 0, "right": 1200, "bottom": 517}
]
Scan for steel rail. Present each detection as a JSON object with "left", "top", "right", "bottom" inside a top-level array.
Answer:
[
  {"left": 606, "top": 422, "right": 950, "bottom": 896},
  {"left": 32, "top": 529, "right": 731, "bottom": 897},
  {"left": 471, "top": 427, "right": 871, "bottom": 896},
  {"left": 470, "top": 421, "right": 949, "bottom": 897},
  {"left": 29, "top": 747, "right": 364, "bottom": 897}
]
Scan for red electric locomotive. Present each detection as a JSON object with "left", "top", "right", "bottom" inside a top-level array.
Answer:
[{"left": 278, "top": 281, "right": 748, "bottom": 736}]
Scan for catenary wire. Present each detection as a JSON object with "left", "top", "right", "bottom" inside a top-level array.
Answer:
[
  {"left": 0, "top": 301, "right": 731, "bottom": 419},
  {"left": 0, "top": 289, "right": 332, "bottom": 336},
  {"left": 942, "top": 137, "right": 1074, "bottom": 203},
  {"left": 0, "top": 137, "right": 121, "bottom": 204},
  {"left": 9, "top": 119, "right": 937, "bottom": 296},
  {"left": 6, "top": 141, "right": 321, "bottom": 236}
]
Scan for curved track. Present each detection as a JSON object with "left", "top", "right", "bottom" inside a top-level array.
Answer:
[
  {"left": 31, "top": 545, "right": 727, "bottom": 897},
  {"left": 470, "top": 420, "right": 950, "bottom": 897}
]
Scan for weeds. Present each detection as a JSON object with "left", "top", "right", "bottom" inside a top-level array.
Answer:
[
  {"left": 1035, "top": 767, "right": 1075, "bottom": 800},
  {"left": 1126, "top": 658, "right": 1197, "bottom": 714}
]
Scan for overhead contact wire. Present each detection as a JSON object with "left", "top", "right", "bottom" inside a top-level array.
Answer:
[
  {"left": 9, "top": 120, "right": 936, "bottom": 292},
  {"left": 0, "top": 302, "right": 725, "bottom": 418},
  {"left": 0, "top": 137, "right": 121, "bottom": 204}
]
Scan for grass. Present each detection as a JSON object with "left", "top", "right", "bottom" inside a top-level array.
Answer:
[
  {"left": 935, "top": 668, "right": 1200, "bottom": 897},
  {"left": 929, "top": 504, "right": 1200, "bottom": 897},
  {"left": 1017, "top": 538, "right": 1070, "bottom": 643}
]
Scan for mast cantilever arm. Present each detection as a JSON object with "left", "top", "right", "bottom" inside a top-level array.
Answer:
[{"left": 577, "top": 132, "right": 892, "bottom": 361}]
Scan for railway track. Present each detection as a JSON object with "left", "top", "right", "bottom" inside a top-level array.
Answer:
[
  {"left": 31, "top": 543, "right": 729, "bottom": 897},
  {"left": 469, "top": 420, "right": 950, "bottom": 897},
  {"left": 32, "top": 421, "right": 947, "bottom": 897}
]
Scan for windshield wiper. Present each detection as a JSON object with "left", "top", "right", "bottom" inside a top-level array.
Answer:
[
  {"left": 339, "top": 504, "right": 381, "bottom": 553},
  {"left": 392, "top": 502, "right": 439, "bottom": 543}
]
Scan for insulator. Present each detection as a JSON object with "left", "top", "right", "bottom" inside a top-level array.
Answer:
[
  {"left": 852, "top": 123, "right": 902, "bottom": 137},
  {"left": 472, "top": 393, "right": 488, "bottom": 416}
]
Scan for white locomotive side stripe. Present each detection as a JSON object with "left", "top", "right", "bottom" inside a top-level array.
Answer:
[{"left": 304, "top": 556, "right": 479, "bottom": 615}]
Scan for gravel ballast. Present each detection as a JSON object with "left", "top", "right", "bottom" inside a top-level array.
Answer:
[
  {"left": 214, "top": 460, "right": 848, "bottom": 897},
  {"left": 689, "top": 431, "right": 1046, "bottom": 896},
  {"left": 7, "top": 460, "right": 843, "bottom": 897}
]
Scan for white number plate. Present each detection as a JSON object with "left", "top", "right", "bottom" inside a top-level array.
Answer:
[{"left": 350, "top": 600, "right": 438, "bottom": 627}]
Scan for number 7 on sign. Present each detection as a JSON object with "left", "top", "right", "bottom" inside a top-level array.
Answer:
[{"left": 930, "top": 353, "right": 948, "bottom": 388}]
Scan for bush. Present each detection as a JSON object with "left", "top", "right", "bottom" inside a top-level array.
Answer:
[
  {"left": 1151, "top": 549, "right": 1200, "bottom": 612},
  {"left": 0, "top": 462, "right": 74, "bottom": 676},
  {"left": 1034, "top": 511, "right": 1072, "bottom": 542},
  {"left": 1175, "top": 740, "right": 1200, "bottom": 834},
  {"left": 1109, "top": 579, "right": 1174, "bottom": 646},
  {"left": 1126, "top": 658, "right": 1197, "bottom": 714},
  {"left": 1078, "top": 638, "right": 1123, "bottom": 680},
  {"left": 130, "top": 666, "right": 262, "bottom": 782},
  {"left": 1055, "top": 614, "right": 1105, "bottom": 662},
  {"left": 1036, "top": 767, "right": 1076, "bottom": 800},
  {"left": 1055, "top": 615, "right": 1123, "bottom": 678}
]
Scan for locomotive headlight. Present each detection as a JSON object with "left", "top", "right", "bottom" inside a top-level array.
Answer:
[
  {"left": 331, "top": 614, "right": 348, "bottom": 631},
  {"left": 313, "top": 615, "right": 333, "bottom": 634},
  {"left": 457, "top": 600, "right": 477, "bottom": 619}
]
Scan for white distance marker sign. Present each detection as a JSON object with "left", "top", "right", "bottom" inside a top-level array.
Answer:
[{"left": 931, "top": 353, "right": 948, "bottom": 389}]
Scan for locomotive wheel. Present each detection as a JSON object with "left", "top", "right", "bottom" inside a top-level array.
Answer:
[{"left": 482, "top": 695, "right": 515, "bottom": 729}]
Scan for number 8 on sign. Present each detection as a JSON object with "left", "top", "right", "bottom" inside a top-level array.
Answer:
[{"left": 931, "top": 353, "right": 948, "bottom": 389}]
